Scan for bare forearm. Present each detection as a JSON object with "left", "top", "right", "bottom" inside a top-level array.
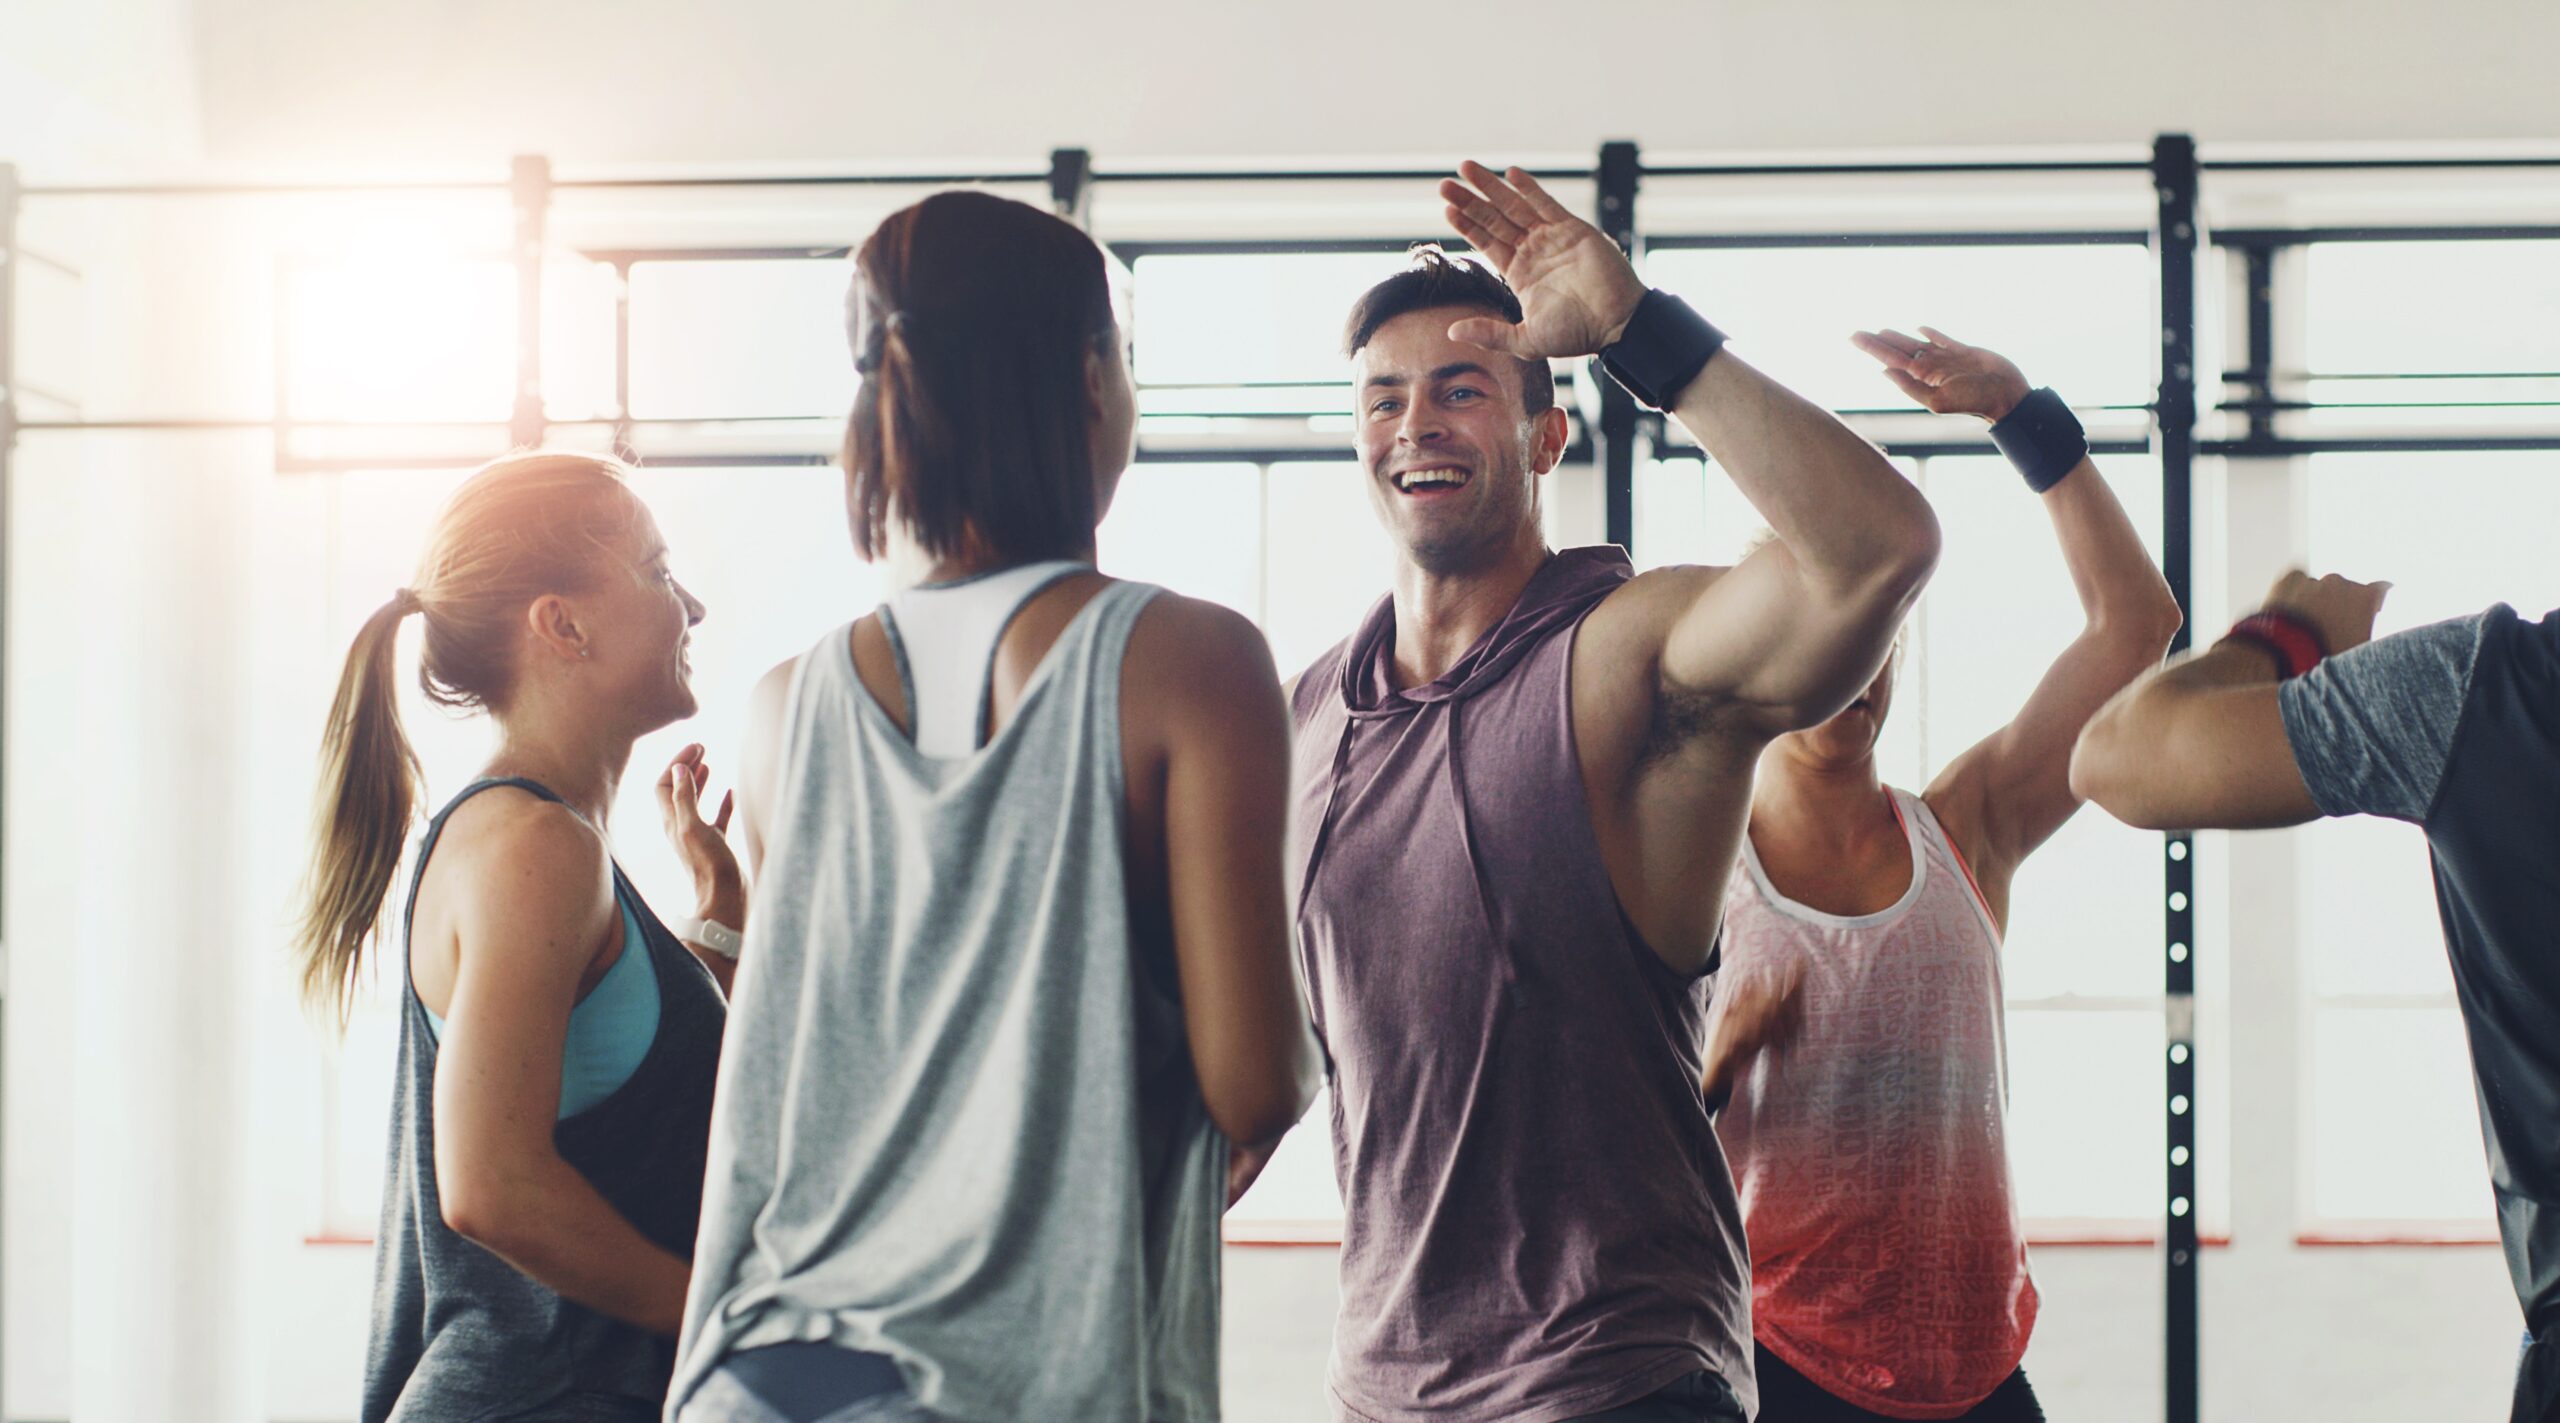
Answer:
[
  {"left": 2044, "top": 462, "right": 2181, "bottom": 647},
  {"left": 1667, "top": 350, "right": 1938, "bottom": 591},
  {"left": 2071, "top": 641, "right": 2315, "bottom": 830},
  {"left": 448, "top": 1159, "right": 692, "bottom": 1334}
]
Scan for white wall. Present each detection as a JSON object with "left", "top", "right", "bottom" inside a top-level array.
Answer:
[
  {"left": 184, "top": 0, "right": 2560, "bottom": 171},
  {"left": 2, "top": 3, "right": 214, "bottom": 1420}
]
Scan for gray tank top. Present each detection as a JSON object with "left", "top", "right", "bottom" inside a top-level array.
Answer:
[
  {"left": 365, "top": 777, "right": 728, "bottom": 1423},
  {"left": 670, "top": 578, "right": 1228, "bottom": 1423}
]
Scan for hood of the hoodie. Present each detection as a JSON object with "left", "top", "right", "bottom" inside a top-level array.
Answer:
[{"left": 1337, "top": 546, "right": 1634, "bottom": 716}]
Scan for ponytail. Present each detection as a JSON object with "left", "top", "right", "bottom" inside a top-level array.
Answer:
[
  {"left": 293, "top": 590, "right": 423, "bottom": 1029},
  {"left": 855, "top": 314, "right": 950, "bottom": 562},
  {"left": 288, "top": 453, "right": 643, "bottom": 1029}
]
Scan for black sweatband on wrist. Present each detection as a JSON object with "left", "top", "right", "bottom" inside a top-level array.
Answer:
[
  {"left": 1988, "top": 386, "right": 2089, "bottom": 494},
  {"left": 1596, "top": 289, "right": 1728, "bottom": 411}
]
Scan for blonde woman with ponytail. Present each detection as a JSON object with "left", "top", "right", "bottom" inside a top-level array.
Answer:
[{"left": 296, "top": 451, "right": 736, "bottom": 1423}]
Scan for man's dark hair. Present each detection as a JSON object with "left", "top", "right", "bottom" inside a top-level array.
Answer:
[
  {"left": 1342, "top": 246, "right": 1555, "bottom": 417},
  {"left": 845, "top": 190, "right": 1119, "bottom": 565}
]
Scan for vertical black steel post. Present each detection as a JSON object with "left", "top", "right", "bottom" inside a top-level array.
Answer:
[
  {"left": 509, "top": 155, "right": 551, "bottom": 452},
  {"left": 1595, "top": 141, "right": 1640, "bottom": 550},
  {"left": 2242, "top": 244, "right": 2276, "bottom": 444},
  {"left": 1049, "top": 148, "right": 1094, "bottom": 229},
  {"left": 2151, "top": 131, "right": 2202, "bottom": 1423},
  {"left": 0, "top": 158, "right": 18, "bottom": 1412}
]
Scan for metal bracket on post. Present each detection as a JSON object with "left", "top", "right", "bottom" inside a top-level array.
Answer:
[
  {"left": 509, "top": 155, "right": 551, "bottom": 452},
  {"left": 1594, "top": 140, "right": 1641, "bottom": 550},
  {"left": 1049, "top": 148, "right": 1094, "bottom": 230},
  {"left": 2241, "top": 244, "right": 2277, "bottom": 444},
  {"left": 2151, "top": 129, "right": 2202, "bottom": 1423}
]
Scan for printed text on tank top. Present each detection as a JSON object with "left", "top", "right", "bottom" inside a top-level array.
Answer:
[{"left": 1719, "top": 787, "right": 2030, "bottom": 1416}]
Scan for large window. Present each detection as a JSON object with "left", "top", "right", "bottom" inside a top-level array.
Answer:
[
  {"left": 1644, "top": 241, "right": 2162, "bottom": 418},
  {"left": 2301, "top": 240, "right": 2560, "bottom": 434},
  {"left": 1636, "top": 235, "right": 2196, "bottom": 1235},
  {"left": 307, "top": 232, "right": 2211, "bottom": 1244},
  {"left": 2300, "top": 450, "right": 2560, "bottom": 1233}
]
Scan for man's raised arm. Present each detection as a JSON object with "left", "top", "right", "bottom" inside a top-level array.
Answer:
[
  {"left": 2071, "top": 571, "right": 2391, "bottom": 830},
  {"left": 1439, "top": 162, "right": 1936, "bottom": 736}
]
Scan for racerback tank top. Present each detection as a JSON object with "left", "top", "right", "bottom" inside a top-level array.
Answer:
[{"left": 1714, "top": 787, "right": 2037, "bottom": 1419}]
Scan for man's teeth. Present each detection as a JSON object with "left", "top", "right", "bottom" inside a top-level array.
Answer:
[{"left": 1397, "top": 468, "right": 1467, "bottom": 490}]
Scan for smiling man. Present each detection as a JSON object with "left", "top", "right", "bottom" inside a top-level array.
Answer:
[{"left": 1282, "top": 164, "right": 1941, "bottom": 1423}]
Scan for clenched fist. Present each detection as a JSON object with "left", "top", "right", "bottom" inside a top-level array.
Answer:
[{"left": 2261, "top": 570, "right": 2392, "bottom": 658}]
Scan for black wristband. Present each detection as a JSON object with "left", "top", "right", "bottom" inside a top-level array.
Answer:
[
  {"left": 1988, "top": 386, "right": 2088, "bottom": 493},
  {"left": 1596, "top": 289, "right": 1728, "bottom": 411}
]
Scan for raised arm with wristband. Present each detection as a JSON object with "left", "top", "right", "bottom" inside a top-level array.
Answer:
[{"left": 1702, "top": 324, "right": 2177, "bottom": 1423}]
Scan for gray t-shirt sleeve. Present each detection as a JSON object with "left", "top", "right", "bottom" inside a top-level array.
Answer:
[{"left": 2275, "top": 611, "right": 2490, "bottom": 823}]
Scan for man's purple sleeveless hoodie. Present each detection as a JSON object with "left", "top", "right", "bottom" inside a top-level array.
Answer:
[{"left": 1289, "top": 547, "right": 1754, "bottom": 1423}]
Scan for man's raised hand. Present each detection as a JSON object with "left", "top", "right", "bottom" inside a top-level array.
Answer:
[
  {"left": 1851, "top": 326, "right": 2031, "bottom": 424},
  {"left": 1438, "top": 161, "right": 1647, "bottom": 361}
]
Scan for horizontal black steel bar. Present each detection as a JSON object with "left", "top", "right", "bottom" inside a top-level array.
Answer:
[
  {"left": 2230, "top": 370, "right": 2560, "bottom": 382},
  {"left": 274, "top": 450, "right": 852, "bottom": 474},
  {"left": 1644, "top": 160, "right": 2150, "bottom": 177},
  {"left": 554, "top": 414, "right": 846, "bottom": 427},
  {"left": 66, "top": 428, "right": 2560, "bottom": 463},
  {"left": 2206, "top": 435, "right": 2560, "bottom": 455},
  {"left": 580, "top": 246, "right": 853, "bottom": 265},
  {"left": 2203, "top": 156, "right": 2560, "bottom": 172},
  {"left": 2216, "top": 224, "right": 2560, "bottom": 247},
  {"left": 276, "top": 453, "right": 490, "bottom": 472},
  {"left": 20, "top": 417, "right": 531, "bottom": 433},
  {"left": 1095, "top": 168, "right": 1580, "bottom": 184},
  {"left": 626, "top": 452, "right": 835, "bottom": 467},
  {"left": 21, "top": 179, "right": 504, "bottom": 197},
  {"left": 554, "top": 173, "right": 1043, "bottom": 191},
  {"left": 1112, "top": 237, "right": 1455, "bottom": 259},
  {"left": 19, "top": 417, "right": 313, "bottom": 431},
  {"left": 1646, "top": 229, "right": 2148, "bottom": 250},
  {"left": 1655, "top": 438, "right": 2155, "bottom": 461},
  {"left": 1136, "top": 437, "right": 1597, "bottom": 466},
  {"left": 2219, "top": 399, "right": 2560, "bottom": 412}
]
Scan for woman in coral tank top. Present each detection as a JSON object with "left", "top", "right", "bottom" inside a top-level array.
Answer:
[{"left": 1704, "top": 328, "right": 2182, "bottom": 1422}]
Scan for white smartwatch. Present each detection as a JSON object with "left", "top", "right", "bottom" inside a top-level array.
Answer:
[{"left": 676, "top": 916, "right": 744, "bottom": 960}]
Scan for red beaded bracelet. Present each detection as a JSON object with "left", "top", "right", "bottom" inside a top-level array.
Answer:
[{"left": 2219, "top": 610, "right": 2328, "bottom": 680}]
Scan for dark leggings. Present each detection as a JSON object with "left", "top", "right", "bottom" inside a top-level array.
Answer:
[
  {"left": 1753, "top": 1343, "right": 2046, "bottom": 1423},
  {"left": 1564, "top": 1369, "right": 1750, "bottom": 1422},
  {"left": 716, "top": 1344, "right": 908, "bottom": 1423}
]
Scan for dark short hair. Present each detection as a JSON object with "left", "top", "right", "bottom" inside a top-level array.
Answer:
[
  {"left": 844, "top": 190, "right": 1119, "bottom": 565},
  {"left": 1342, "top": 246, "right": 1555, "bottom": 417}
]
